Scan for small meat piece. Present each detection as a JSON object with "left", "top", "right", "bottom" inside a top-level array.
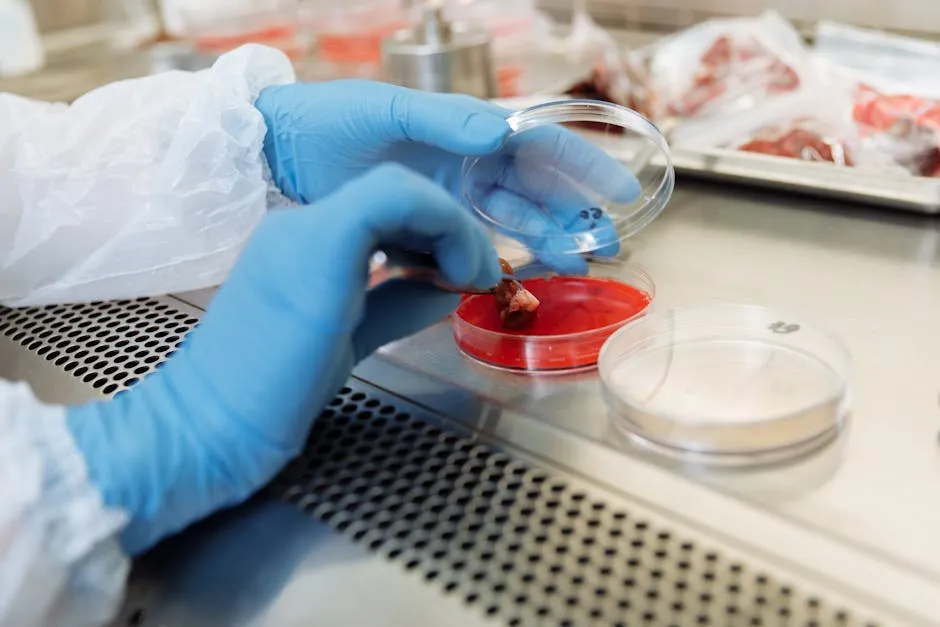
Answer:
[
  {"left": 668, "top": 35, "right": 800, "bottom": 119},
  {"left": 738, "top": 120, "right": 853, "bottom": 166},
  {"left": 494, "top": 258, "right": 540, "bottom": 330}
]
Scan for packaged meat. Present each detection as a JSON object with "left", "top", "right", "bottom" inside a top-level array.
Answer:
[
  {"left": 639, "top": 11, "right": 811, "bottom": 122},
  {"left": 814, "top": 22, "right": 940, "bottom": 177},
  {"left": 562, "top": 12, "right": 808, "bottom": 126},
  {"left": 848, "top": 85, "right": 940, "bottom": 177},
  {"left": 672, "top": 86, "right": 903, "bottom": 173},
  {"left": 737, "top": 117, "right": 853, "bottom": 166}
]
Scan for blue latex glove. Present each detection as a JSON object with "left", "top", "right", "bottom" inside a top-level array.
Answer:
[
  {"left": 256, "top": 81, "right": 640, "bottom": 273},
  {"left": 66, "top": 164, "right": 502, "bottom": 555}
]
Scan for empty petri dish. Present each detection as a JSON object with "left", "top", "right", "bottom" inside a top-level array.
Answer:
[
  {"left": 461, "top": 99, "right": 674, "bottom": 258},
  {"left": 598, "top": 304, "right": 851, "bottom": 465},
  {"left": 452, "top": 257, "right": 654, "bottom": 373}
]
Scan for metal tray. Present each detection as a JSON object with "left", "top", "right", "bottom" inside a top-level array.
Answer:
[
  {"left": 496, "top": 95, "right": 940, "bottom": 214},
  {"left": 668, "top": 146, "right": 940, "bottom": 214}
]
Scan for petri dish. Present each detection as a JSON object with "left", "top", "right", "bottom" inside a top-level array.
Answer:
[
  {"left": 452, "top": 99, "right": 671, "bottom": 374},
  {"left": 452, "top": 257, "right": 654, "bottom": 373},
  {"left": 461, "top": 99, "right": 674, "bottom": 257},
  {"left": 598, "top": 304, "right": 852, "bottom": 465}
]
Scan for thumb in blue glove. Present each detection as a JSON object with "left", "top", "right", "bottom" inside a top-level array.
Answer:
[{"left": 66, "top": 164, "right": 502, "bottom": 555}]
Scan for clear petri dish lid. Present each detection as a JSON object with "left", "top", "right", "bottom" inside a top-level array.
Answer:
[
  {"left": 598, "top": 303, "right": 852, "bottom": 466},
  {"left": 462, "top": 99, "right": 675, "bottom": 256}
]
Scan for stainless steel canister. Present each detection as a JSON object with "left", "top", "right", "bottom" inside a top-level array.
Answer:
[{"left": 381, "top": 3, "right": 496, "bottom": 99}]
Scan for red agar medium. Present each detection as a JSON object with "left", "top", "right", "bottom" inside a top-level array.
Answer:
[{"left": 453, "top": 275, "right": 652, "bottom": 371}]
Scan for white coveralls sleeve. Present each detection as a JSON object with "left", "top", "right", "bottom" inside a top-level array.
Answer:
[
  {"left": 0, "top": 44, "right": 296, "bottom": 307},
  {"left": 0, "top": 381, "right": 127, "bottom": 627},
  {"left": 0, "top": 45, "right": 296, "bottom": 626}
]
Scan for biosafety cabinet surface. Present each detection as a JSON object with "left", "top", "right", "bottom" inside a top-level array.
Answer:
[{"left": 1, "top": 181, "right": 939, "bottom": 626}]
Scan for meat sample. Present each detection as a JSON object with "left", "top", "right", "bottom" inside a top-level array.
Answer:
[
  {"left": 852, "top": 85, "right": 940, "bottom": 176},
  {"left": 738, "top": 120, "right": 853, "bottom": 166},
  {"left": 670, "top": 35, "right": 800, "bottom": 119},
  {"left": 493, "top": 258, "right": 540, "bottom": 330},
  {"left": 853, "top": 85, "right": 940, "bottom": 134}
]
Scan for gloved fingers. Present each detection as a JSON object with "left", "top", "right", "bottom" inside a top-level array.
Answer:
[
  {"left": 386, "top": 88, "right": 511, "bottom": 156},
  {"left": 502, "top": 124, "right": 641, "bottom": 203},
  {"left": 352, "top": 280, "right": 460, "bottom": 362},
  {"left": 472, "top": 154, "right": 616, "bottom": 229},
  {"left": 468, "top": 185, "right": 607, "bottom": 275},
  {"left": 320, "top": 164, "right": 503, "bottom": 292},
  {"left": 465, "top": 158, "right": 620, "bottom": 273}
]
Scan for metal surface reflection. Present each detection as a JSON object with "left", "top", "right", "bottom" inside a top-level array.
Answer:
[{"left": 376, "top": 180, "right": 940, "bottom": 584}]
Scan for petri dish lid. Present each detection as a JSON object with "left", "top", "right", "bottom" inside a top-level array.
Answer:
[
  {"left": 461, "top": 99, "right": 675, "bottom": 257},
  {"left": 598, "top": 303, "right": 852, "bottom": 465}
]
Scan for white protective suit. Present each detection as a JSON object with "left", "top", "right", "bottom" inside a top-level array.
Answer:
[{"left": 0, "top": 45, "right": 296, "bottom": 626}]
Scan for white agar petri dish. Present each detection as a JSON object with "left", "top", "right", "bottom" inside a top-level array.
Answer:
[{"left": 598, "top": 303, "right": 851, "bottom": 465}]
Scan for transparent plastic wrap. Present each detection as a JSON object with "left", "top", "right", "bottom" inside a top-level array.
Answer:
[
  {"left": 561, "top": 11, "right": 811, "bottom": 127},
  {"left": 736, "top": 117, "right": 853, "bottom": 166},
  {"left": 562, "top": 13, "right": 657, "bottom": 121},
  {"left": 637, "top": 11, "right": 810, "bottom": 123},
  {"left": 851, "top": 86, "right": 940, "bottom": 177},
  {"left": 814, "top": 22, "right": 940, "bottom": 177},
  {"left": 673, "top": 87, "right": 901, "bottom": 172}
]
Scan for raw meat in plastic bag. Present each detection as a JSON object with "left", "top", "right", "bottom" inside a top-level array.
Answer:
[
  {"left": 814, "top": 21, "right": 940, "bottom": 177},
  {"left": 737, "top": 117, "right": 853, "bottom": 166},
  {"left": 851, "top": 85, "right": 940, "bottom": 176},
  {"left": 673, "top": 86, "right": 901, "bottom": 172},
  {"left": 641, "top": 11, "right": 810, "bottom": 122}
]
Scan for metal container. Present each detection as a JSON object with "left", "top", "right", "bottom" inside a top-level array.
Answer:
[{"left": 381, "top": 3, "right": 496, "bottom": 99}]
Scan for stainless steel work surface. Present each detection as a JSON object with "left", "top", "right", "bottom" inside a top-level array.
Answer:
[
  {"left": 372, "top": 181, "right": 940, "bottom": 585},
  {"left": 2, "top": 180, "right": 940, "bottom": 626}
]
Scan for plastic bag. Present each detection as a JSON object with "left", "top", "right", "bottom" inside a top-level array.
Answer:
[
  {"left": 561, "top": 12, "right": 659, "bottom": 123},
  {"left": 850, "top": 86, "right": 940, "bottom": 176},
  {"left": 814, "top": 21, "right": 940, "bottom": 100},
  {"left": 736, "top": 117, "right": 853, "bottom": 166},
  {"left": 673, "top": 86, "right": 901, "bottom": 172},
  {"left": 637, "top": 11, "right": 811, "bottom": 122},
  {"left": 814, "top": 22, "right": 940, "bottom": 176}
]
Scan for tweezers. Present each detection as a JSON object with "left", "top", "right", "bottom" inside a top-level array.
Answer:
[{"left": 369, "top": 247, "right": 516, "bottom": 295}]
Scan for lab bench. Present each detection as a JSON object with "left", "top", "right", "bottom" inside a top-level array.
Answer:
[
  {"left": 1, "top": 179, "right": 938, "bottom": 626},
  {"left": 3, "top": 27, "right": 940, "bottom": 627}
]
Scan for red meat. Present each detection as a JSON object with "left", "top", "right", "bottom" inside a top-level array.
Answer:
[
  {"left": 738, "top": 121, "right": 853, "bottom": 165},
  {"left": 669, "top": 35, "right": 800, "bottom": 118},
  {"left": 493, "top": 258, "right": 540, "bottom": 330}
]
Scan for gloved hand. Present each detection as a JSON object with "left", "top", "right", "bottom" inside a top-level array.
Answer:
[
  {"left": 65, "top": 164, "right": 502, "bottom": 555},
  {"left": 256, "top": 81, "right": 640, "bottom": 273}
]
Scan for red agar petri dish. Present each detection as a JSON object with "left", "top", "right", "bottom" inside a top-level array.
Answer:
[{"left": 452, "top": 260, "right": 654, "bottom": 373}]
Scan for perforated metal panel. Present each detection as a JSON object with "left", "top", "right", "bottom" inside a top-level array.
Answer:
[
  {"left": 0, "top": 299, "right": 890, "bottom": 626},
  {"left": 269, "top": 383, "right": 880, "bottom": 627},
  {"left": 0, "top": 299, "right": 197, "bottom": 395}
]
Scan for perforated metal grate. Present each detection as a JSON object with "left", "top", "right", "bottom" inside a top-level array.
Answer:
[
  {"left": 1, "top": 299, "right": 886, "bottom": 626},
  {"left": 271, "top": 384, "right": 881, "bottom": 627},
  {"left": 0, "top": 300, "right": 197, "bottom": 395}
]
